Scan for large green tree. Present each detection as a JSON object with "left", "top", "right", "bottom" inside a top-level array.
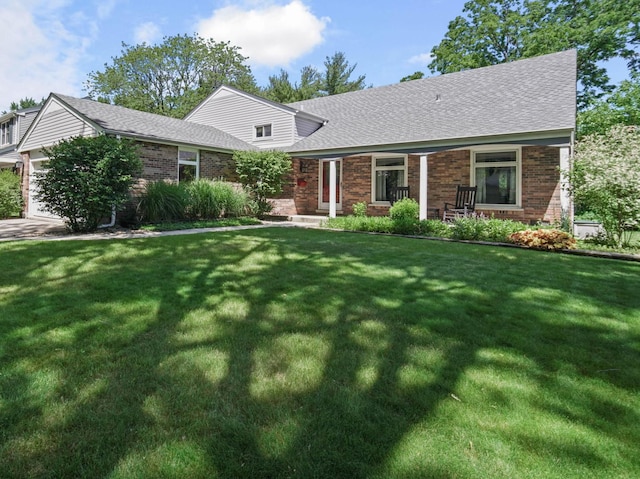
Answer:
[
  {"left": 1, "top": 97, "right": 44, "bottom": 115},
  {"left": 578, "top": 76, "right": 640, "bottom": 137},
  {"left": 429, "top": 0, "right": 640, "bottom": 108},
  {"left": 85, "top": 34, "right": 258, "bottom": 118},
  {"left": 264, "top": 66, "right": 323, "bottom": 103},
  {"left": 263, "top": 52, "right": 367, "bottom": 103}
]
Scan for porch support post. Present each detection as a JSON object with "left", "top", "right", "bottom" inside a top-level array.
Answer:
[
  {"left": 559, "top": 146, "right": 571, "bottom": 223},
  {"left": 419, "top": 154, "right": 429, "bottom": 220},
  {"left": 329, "top": 159, "right": 337, "bottom": 218}
]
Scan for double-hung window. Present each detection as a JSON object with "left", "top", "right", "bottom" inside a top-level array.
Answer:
[
  {"left": 472, "top": 148, "right": 521, "bottom": 207},
  {"left": 372, "top": 155, "right": 408, "bottom": 203},
  {"left": 255, "top": 124, "right": 272, "bottom": 139},
  {"left": 178, "top": 148, "right": 199, "bottom": 183}
]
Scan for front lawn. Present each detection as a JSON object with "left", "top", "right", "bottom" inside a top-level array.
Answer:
[{"left": 1, "top": 228, "right": 638, "bottom": 478}]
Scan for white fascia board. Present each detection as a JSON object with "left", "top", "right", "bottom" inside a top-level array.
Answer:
[
  {"left": 288, "top": 129, "right": 575, "bottom": 158},
  {"left": 17, "top": 94, "right": 102, "bottom": 152}
]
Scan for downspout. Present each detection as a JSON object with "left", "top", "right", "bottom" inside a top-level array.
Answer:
[
  {"left": 98, "top": 205, "right": 116, "bottom": 229},
  {"left": 97, "top": 133, "right": 122, "bottom": 229}
]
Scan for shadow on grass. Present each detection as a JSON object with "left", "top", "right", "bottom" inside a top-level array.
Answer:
[{"left": 0, "top": 228, "right": 639, "bottom": 478}]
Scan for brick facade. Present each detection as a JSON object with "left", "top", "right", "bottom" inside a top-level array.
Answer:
[
  {"left": 288, "top": 145, "right": 563, "bottom": 223},
  {"left": 19, "top": 140, "right": 563, "bottom": 223}
]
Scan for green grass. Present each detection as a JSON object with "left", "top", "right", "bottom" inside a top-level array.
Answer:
[{"left": 1, "top": 228, "right": 639, "bottom": 478}]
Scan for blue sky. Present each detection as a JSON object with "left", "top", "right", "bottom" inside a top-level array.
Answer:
[{"left": 0, "top": 0, "right": 630, "bottom": 112}]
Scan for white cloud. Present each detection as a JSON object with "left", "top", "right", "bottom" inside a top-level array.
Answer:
[
  {"left": 409, "top": 52, "right": 434, "bottom": 65},
  {"left": 0, "top": 1, "right": 92, "bottom": 112},
  {"left": 96, "top": 0, "right": 118, "bottom": 20},
  {"left": 134, "top": 22, "right": 162, "bottom": 45},
  {"left": 196, "top": 0, "right": 330, "bottom": 67}
]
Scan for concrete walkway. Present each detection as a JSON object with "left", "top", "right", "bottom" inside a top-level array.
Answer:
[
  {"left": 0, "top": 217, "right": 312, "bottom": 242},
  {"left": 0, "top": 218, "right": 67, "bottom": 240}
]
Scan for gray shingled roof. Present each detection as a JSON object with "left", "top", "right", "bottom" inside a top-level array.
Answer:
[
  {"left": 286, "top": 50, "right": 577, "bottom": 155},
  {"left": 55, "top": 94, "right": 256, "bottom": 152}
]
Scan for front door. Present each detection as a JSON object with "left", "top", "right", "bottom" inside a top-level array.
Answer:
[{"left": 319, "top": 159, "right": 342, "bottom": 210}]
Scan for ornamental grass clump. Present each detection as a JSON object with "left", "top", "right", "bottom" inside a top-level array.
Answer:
[
  {"left": 186, "top": 179, "right": 249, "bottom": 219},
  {"left": 509, "top": 229, "right": 577, "bottom": 250},
  {"left": 137, "top": 181, "right": 188, "bottom": 223}
]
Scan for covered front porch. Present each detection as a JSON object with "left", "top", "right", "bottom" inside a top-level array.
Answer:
[{"left": 285, "top": 138, "right": 572, "bottom": 225}]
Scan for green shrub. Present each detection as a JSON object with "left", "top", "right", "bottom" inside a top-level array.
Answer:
[
  {"left": 418, "top": 219, "right": 452, "bottom": 238},
  {"left": 352, "top": 201, "right": 367, "bottom": 217},
  {"left": 509, "top": 229, "right": 577, "bottom": 250},
  {"left": 391, "top": 219, "right": 420, "bottom": 235},
  {"left": 37, "top": 135, "right": 142, "bottom": 232},
  {"left": 389, "top": 198, "right": 420, "bottom": 235},
  {"left": 389, "top": 198, "right": 419, "bottom": 221},
  {"left": 481, "top": 217, "right": 529, "bottom": 242},
  {"left": 138, "top": 181, "right": 188, "bottom": 223},
  {"left": 326, "top": 216, "right": 394, "bottom": 233},
  {"left": 0, "top": 169, "right": 23, "bottom": 219},
  {"left": 450, "top": 216, "right": 528, "bottom": 242},
  {"left": 450, "top": 217, "right": 487, "bottom": 241},
  {"left": 233, "top": 150, "right": 292, "bottom": 218},
  {"left": 566, "top": 125, "right": 640, "bottom": 248}
]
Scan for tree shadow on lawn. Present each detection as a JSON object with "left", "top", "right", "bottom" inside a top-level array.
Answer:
[{"left": 0, "top": 228, "right": 639, "bottom": 478}]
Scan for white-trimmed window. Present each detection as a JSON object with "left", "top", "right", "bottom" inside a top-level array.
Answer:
[
  {"left": 472, "top": 147, "right": 521, "bottom": 207},
  {"left": 255, "top": 124, "right": 272, "bottom": 139},
  {"left": 178, "top": 148, "right": 199, "bottom": 182},
  {"left": 0, "top": 120, "right": 11, "bottom": 145},
  {"left": 371, "top": 154, "right": 408, "bottom": 203}
]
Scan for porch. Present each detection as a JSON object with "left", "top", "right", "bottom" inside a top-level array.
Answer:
[{"left": 285, "top": 142, "right": 571, "bottom": 225}]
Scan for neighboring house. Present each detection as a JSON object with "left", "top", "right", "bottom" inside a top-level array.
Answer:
[
  {"left": 0, "top": 106, "right": 40, "bottom": 170},
  {"left": 18, "top": 50, "right": 576, "bottom": 223}
]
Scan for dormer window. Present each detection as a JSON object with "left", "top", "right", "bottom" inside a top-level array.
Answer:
[{"left": 255, "top": 124, "right": 272, "bottom": 139}]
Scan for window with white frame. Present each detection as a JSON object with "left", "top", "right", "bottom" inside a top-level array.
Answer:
[
  {"left": 178, "top": 148, "right": 199, "bottom": 182},
  {"left": 372, "top": 155, "right": 408, "bottom": 202},
  {"left": 0, "top": 120, "right": 11, "bottom": 145},
  {"left": 255, "top": 124, "right": 272, "bottom": 139},
  {"left": 472, "top": 148, "right": 521, "bottom": 206}
]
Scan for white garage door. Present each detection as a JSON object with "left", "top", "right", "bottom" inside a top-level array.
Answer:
[{"left": 28, "top": 159, "right": 60, "bottom": 219}]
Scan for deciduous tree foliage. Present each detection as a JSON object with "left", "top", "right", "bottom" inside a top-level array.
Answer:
[
  {"left": 429, "top": 0, "right": 640, "bottom": 108},
  {"left": 85, "top": 34, "right": 258, "bottom": 118},
  {"left": 578, "top": 77, "right": 640, "bottom": 137},
  {"left": 567, "top": 125, "right": 640, "bottom": 247},
  {"left": 36, "top": 136, "right": 142, "bottom": 232}
]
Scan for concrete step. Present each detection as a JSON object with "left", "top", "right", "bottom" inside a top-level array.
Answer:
[{"left": 288, "top": 215, "right": 327, "bottom": 226}]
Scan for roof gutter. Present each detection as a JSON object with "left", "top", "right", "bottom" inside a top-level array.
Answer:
[{"left": 287, "top": 129, "right": 575, "bottom": 159}]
